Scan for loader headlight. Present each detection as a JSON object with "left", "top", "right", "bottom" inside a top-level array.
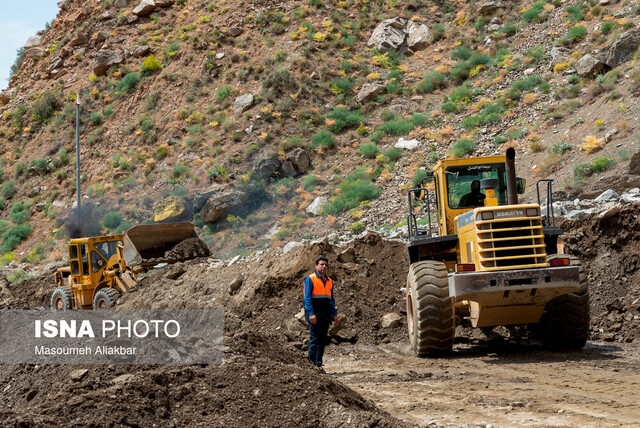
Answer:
[
  {"left": 480, "top": 211, "right": 494, "bottom": 220},
  {"left": 526, "top": 208, "right": 539, "bottom": 217}
]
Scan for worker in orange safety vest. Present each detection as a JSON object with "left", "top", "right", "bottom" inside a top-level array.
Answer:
[{"left": 304, "top": 256, "right": 339, "bottom": 367}]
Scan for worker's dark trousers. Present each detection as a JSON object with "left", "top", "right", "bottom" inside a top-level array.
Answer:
[{"left": 308, "top": 319, "right": 330, "bottom": 366}]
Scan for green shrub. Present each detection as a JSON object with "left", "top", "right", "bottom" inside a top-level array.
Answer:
[
  {"left": 280, "top": 137, "right": 308, "bottom": 152},
  {"left": 302, "top": 174, "right": 320, "bottom": 191},
  {"left": 591, "top": 156, "right": 615, "bottom": 173},
  {"left": 1, "top": 224, "right": 33, "bottom": 252},
  {"left": 601, "top": 21, "right": 615, "bottom": 35},
  {"left": 215, "top": 85, "right": 233, "bottom": 100},
  {"left": 468, "top": 54, "right": 492, "bottom": 66},
  {"left": 494, "top": 135, "right": 508, "bottom": 145},
  {"left": 359, "top": 143, "right": 380, "bottom": 158},
  {"left": 451, "top": 46, "right": 472, "bottom": 60},
  {"left": 448, "top": 138, "right": 475, "bottom": 157},
  {"left": 90, "top": 112, "right": 103, "bottom": 125},
  {"left": 172, "top": 164, "right": 190, "bottom": 179},
  {"left": 564, "top": 25, "right": 588, "bottom": 43},
  {"left": 573, "top": 163, "right": 593, "bottom": 182},
  {"left": 116, "top": 72, "right": 141, "bottom": 93},
  {"left": 6, "top": 269, "right": 33, "bottom": 284},
  {"left": 384, "top": 148, "right": 402, "bottom": 162},
  {"left": 103, "top": 211, "right": 123, "bottom": 230},
  {"left": 411, "top": 113, "right": 428, "bottom": 127},
  {"left": 103, "top": 105, "right": 114, "bottom": 118},
  {"left": 417, "top": 71, "right": 446, "bottom": 94},
  {"left": 449, "top": 85, "right": 473, "bottom": 102},
  {"left": 524, "top": 45, "right": 546, "bottom": 64},
  {"left": 431, "top": 23, "right": 445, "bottom": 41},
  {"left": 239, "top": 174, "right": 269, "bottom": 209},
  {"left": 311, "top": 130, "right": 336, "bottom": 149},
  {"left": 412, "top": 169, "right": 427, "bottom": 186},
  {"left": 522, "top": 1, "right": 546, "bottom": 23},
  {"left": 373, "top": 119, "right": 413, "bottom": 139},
  {"left": 564, "top": 5, "right": 585, "bottom": 23},
  {"left": 323, "top": 170, "right": 381, "bottom": 214},
  {"left": 549, "top": 141, "right": 572, "bottom": 154},
  {"left": 449, "top": 60, "right": 471, "bottom": 84},
  {"left": 1, "top": 181, "right": 15, "bottom": 198},
  {"left": 500, "top": 21, "right": 518, "bottom": 37},
  {"left": 173, "top": 186, "right": 188, "bottom": 196},
  {"left": 9, "top": 47, "right": 26, "bottom": 79},
  {"left": 332, "top": 77, "right": 355, "bottom": 94},
  {"left": 32, "top": 91, "right": 61, "bottom": 125},
  {"left": 381, "top": 111, "right": 396, "bottom": 122},
  {"left": 326, "top": 107, "right": 362, "bottom": 133},
  {"left": 9, "top": 202, "right": 29, "bottom": 224},
  {"left": 441, "top": 101, "right": 458, "bottom": 113},
  {"left": 511, "top": 75, "right": 542, "bottom": 92}
]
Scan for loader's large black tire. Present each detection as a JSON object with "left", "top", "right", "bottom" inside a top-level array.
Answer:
[
  {"left": 406, "top": 260, "right": 454, "bottom": 357},
  {"left": 539, "top": 254, "right": 590, "bottom": 350},
  {"left": 93, "top": 288, "right": 120, "bottom": 310},
  {"left": 51, "top": 287, "right": 72, "bottom": 311}
]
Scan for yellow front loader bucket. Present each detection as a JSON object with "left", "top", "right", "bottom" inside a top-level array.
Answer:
[{"left": 123, "top": 222, "right": 209, "bottom": 267}]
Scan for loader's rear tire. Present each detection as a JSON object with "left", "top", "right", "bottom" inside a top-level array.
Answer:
[
  {"left": 406, "top": 260, "right": 454, "bottom": 357},
  {"left": 51, "top": 287, "right": 72, "bottom": 311},
  {"left": 93, "top": 288, "right": 120, "bottom": 310},
  {"left": 540, "top": 254, "right": 590, "bottom": 350}
]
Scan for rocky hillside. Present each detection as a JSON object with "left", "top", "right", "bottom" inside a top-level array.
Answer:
[{"left": 1, "top": 0, "right": 640, "bottom": 276}]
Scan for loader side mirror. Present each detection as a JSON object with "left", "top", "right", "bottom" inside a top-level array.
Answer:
[
  {"left": 413, "top": 178, "right": 428, "bottom": 200},
  {"left": 516, "top": 177, "right": 525, "bottom": 194}
]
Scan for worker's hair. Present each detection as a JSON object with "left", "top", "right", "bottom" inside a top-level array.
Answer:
[{"left": 315, "top": 256, "right": 328, "bottom": 265}]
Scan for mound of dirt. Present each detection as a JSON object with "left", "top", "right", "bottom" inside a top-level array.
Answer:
[
  {"left": 0, "top": 331, "right": 405, "bottom": 427},
  {"left": 559, "top": 203, "right": 640, "bottom": 343},
  {"left": 119, "top": 232, "right": 409, "bottom": 346},
  {"left": 164, "top": 237, "right": 211, "bottom": 261}
]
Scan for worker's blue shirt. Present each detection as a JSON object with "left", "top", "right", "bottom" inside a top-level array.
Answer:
[{"left": 304, "top": 271, "right": 337, "bottom": 318}]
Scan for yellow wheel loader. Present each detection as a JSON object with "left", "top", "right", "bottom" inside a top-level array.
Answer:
[
  {"left": 405, "top": 148, "right": 589, "bottom": 356},
  {"left": 50, "top": 222, "right": 210, "bottom": 310}
]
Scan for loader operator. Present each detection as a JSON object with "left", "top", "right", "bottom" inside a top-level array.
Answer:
[
  {"left": 304, "top": 257, "right": 339, "bottom": 367},
  {"left": 459, "top": 179, "right": 485, "bottom": 207}
]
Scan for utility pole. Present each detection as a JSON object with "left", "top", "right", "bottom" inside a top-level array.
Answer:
[{"left": 75, "top": 93, "right": 81, "bottom": 225}]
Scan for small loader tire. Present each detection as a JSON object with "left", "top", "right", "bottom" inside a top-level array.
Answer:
[
  {"left": 93, "top": 288, "right": 120, "bottom": 310},
  {"left": 540, "top": 254, "right": 590, "bottom": 350},
  {"left": 406, "top": 260, "right": 454, "bottom": 357},
  {"left": 51, "top": 287, "right": 72, "bottom": 311}
]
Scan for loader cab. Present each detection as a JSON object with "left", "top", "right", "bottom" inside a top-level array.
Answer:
[
  {"left": 433, "top": 156, "right": 524, "bottom": 236},
  {"left": 67, "top": 235, "right": 124, "bottom": 308}
]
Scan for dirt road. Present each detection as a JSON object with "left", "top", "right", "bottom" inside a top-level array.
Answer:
[{"left": 325, "top": 340, "right": 640, "bottom": 427}]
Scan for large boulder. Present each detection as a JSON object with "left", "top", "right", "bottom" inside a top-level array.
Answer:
[
  {"left": 480, "top": 1, "right": 504, "bottom": 15},
  {"left": 69, "top": 32, "right": 89, "bottom": 47},
  {"left": 305, "top": 197, "right": 328, "bottom": 216},
  {"left": 200, "top": 189, "right": 248, "bottom": 223},
  {"left": 153, "top": 197, "right": 191, "bottom": 222},
  {"left": 575, "top": 54, "right": 607, "bottom": 77},
  {"left": 155, "top": 0, "right": 175, "bottom": 6},
  {"left": 367, "top": 17, "right": 407, "bottom": 51},
  {"left": 24, "top": 35, "right": 41, "bottom": 49},
  {"left": 234, "top": 93, "right": 254, "bottom": 116},
  {"left": 356, "top": 82, "right": 386, "bottom": 104},
  {"left": 548, "top": 46, "right": 572, "bottom": 71},
  {"left": 253, "top": 153, "right": 281, "bottom": 179},
  {"left": 629, "top": 152, "right": 640, "bottom": 175},
  {"left": 25, "top": 48, "right": 46, "bottom": 59},
  {"left": 601, "top": 28, "right": 640, "bottom": 68},
  {"left": 93, "top": 50, "right": 124, "bottom": 76},
  {"left": 279, "top": 160, "right": 297, "bottom": 177},
  {"left": 405, "top": 20, "right": 430, "bottom": 54},
  {"left": 286, "top": 148, "right": 310, "bottom": 174},
  {"left": 193, "top": 187, "right": 221, "bottom": 211},
  {"left": 368, "top": 18, "right": 430, "bottom": 54},
  {"left": 133, "top": 0, "right": 156, "bottom": 16}
]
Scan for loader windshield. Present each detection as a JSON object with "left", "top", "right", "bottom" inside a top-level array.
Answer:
[
  {"left": 445, "top": 163, "right": 507, "bottom": 209},
  {"left": 94, "top": 240, "right": 122, "bottom": 260}
]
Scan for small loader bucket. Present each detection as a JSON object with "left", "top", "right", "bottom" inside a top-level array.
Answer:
[{"left": 123, "top": 222, "right": 199, "bottom": 266}]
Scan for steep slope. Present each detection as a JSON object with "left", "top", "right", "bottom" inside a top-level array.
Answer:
[{"left": 0, "top": 0, "right": 639, "bottom": 270}]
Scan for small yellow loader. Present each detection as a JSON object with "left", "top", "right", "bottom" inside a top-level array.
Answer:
[{"left": 50, "top": 222, "right": 209, "bottom": 310}]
